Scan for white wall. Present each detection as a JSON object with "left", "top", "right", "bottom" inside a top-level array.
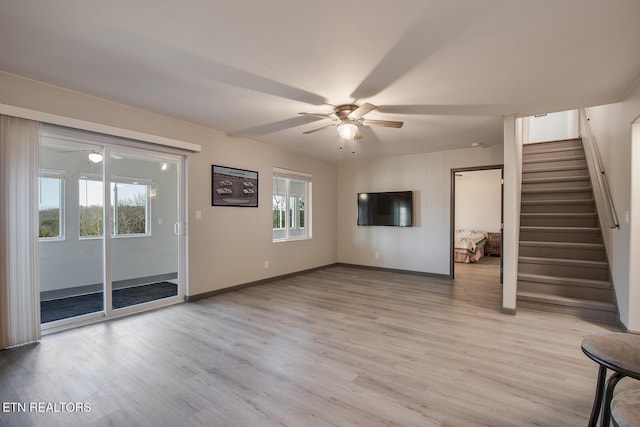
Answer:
[
  {"left": 454, "top": 169, "right": 502, "bottom": 233},
  {"left": 526, "top": 110, "right": 577, "bottom": 143},
  {"left": 337, "top": 146, "right": 503, "bottom": 275},
  {"left": 0, "top": 72, "right": 338, "bottom": 298},
  {"left": 631, "top": 119, "right": 640, "bottom": 331},
  {"left": 585, "top": 81, "right": 640, "bottom": 332},
  {"left": 502, "top": 115, "right": 522, "bottom": 312},
  {"left": 187, "top": 134, "right": 337, "bottom": 295}
]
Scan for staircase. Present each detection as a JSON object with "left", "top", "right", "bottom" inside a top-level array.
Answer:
[{"left": 516, "top": 138, "right": 617, "bottom": 323}]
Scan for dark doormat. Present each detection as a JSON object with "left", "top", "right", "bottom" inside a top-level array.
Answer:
[{"left": 41, "top": 282, "right": 178, "bottom": 323}]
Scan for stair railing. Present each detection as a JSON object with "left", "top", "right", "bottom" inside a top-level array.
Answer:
[{"left": 579, "top": 108, "right": 619, "bottom": 229}]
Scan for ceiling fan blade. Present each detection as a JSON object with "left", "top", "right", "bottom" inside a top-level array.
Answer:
[
  {"left": 362, "top": 119, "right": 404, "bottom": 128},
  {"left": 229, "top": 116, "right": 322, "bottom": 137},
  {"left": 348, "top": 103, "right": 378, "bottom": 120},
  {"left": 376, "top": 104, "right": 510, "bottom": 116},
  {"left": 303, "top": 124, "right": 336, "bottom": 134},
  {"left": 298, "top": 112, "right": 337, "bottom": 120},
  {"left": 350, "top": 3, "right": 493, "bottom": 100}
]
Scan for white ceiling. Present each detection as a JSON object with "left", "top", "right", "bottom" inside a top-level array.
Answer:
[{"left": 1, "top": 0, "right": 639, "bottom": 162}]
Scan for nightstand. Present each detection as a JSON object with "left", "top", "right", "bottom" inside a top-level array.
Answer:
[{"left": 486, "top": 232, "right": 501, "bottom": 256}]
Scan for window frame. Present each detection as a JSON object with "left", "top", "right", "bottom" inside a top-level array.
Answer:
[
  {"left": 78, "top": 174, "right": 152, "bottom": 240},
  {"left": 38, "top": 169, "right": 66, "bottom": 242},
  {"left": 272, "top": 168, "right": 312, "bottom": 242},
  {"left": 111, "top": 178, "right": 152, "bottom": 237}
]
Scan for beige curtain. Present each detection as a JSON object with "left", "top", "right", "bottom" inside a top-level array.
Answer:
[{"left": 0, "top": 115, "right": 40, "bottom": 349}]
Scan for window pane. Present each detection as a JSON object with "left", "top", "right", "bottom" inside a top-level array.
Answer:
[
  {"left": 289, "top": 180, "right": 305, "bottom": 237},
  {"left": 272, "top": 189, "right": 286, "bottom": 240},
  {"left": 114, "top": 183, "right": 147, "bottom": 235},
  {"left": 39, "top": 177, "right": 62, "bottom": 238},
  {"left": 79, "top": 179, "right": 104, "bottom": 237},
  {"left": 272, "top": 171, "right": 310, "bottom": 241}
]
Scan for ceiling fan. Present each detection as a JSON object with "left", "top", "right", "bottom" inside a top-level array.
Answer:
[
  {"left": 299, "top": 103, "right": 403, "bottom": 146},
  {"left": 57, "top": 147, "right": 123, "bottom": 163}
]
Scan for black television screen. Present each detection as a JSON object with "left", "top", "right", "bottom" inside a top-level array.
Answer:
[{"left": 357, "top": 191, "right": 413, "bottom": 227}]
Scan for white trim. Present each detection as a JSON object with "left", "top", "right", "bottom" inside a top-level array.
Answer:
[
  {"left": 273, "top": 166, "right": 312, "bottom": 180},
  {"left": 272, "top": 168, "right": 312, "bottom": 242},
  {"left": 0, "top": 103, "right": 201, "bottom": 153}
]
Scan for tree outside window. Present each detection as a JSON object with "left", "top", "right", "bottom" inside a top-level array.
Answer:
[
  {"left": 79, "top": 178, "right": 149, "bottom": 237},
  {"left": 39, "top": 173, "right": 64, "bottom": 239}
]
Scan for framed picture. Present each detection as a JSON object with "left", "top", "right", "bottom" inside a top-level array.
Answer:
[{"left": 211, "top": 165, "right": 258, "bottom": 207}]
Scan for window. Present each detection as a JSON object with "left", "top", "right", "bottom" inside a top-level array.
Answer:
[
  {"left": 112, "top": 181, "right": 149, "bottom": 235},
  {"left": 38, "top": 171, "right": 64, "bottom": 240},
  {"left": 79, "top": 176, "right": 149, "bottom": 238},
  {"left": 273, "top": 168, "right": 311, "bottom": 241},
  {"left": 79, "top": 176, "right": 104, "bottom": 237}
]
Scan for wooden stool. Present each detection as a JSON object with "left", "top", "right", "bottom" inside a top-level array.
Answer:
[
  {"left": 582, "top": 332, "right": 640, "bottom": 427},
  {"left": 612, "top": 390, "right": 640, "bottom": 427}
]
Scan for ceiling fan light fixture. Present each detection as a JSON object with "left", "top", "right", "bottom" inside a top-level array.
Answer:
[
  {"left": 88, "top": 151, "right": 103, "bottom": 163},
  {"left": 337, "top": 122, "right": 358, "bottom": 140}
]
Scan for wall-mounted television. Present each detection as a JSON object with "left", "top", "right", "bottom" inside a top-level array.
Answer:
[{"left": 357, "top": 191, "right": 413, "bottom": 227}]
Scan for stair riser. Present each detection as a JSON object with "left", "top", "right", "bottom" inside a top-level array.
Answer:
[
  {"left": 519, "top": 230, "right": 602, "bottom": 244},
  {"left": 520, "top": 216, "right": 599, "bottom": 227},
  {"left": 521, "top": 190, "right": 593, "bottom": 201},
  {"left": 521, "top": 180, "right": 591, "bottom": 190},
  {"left": 518, "top": 262, "right": 609, "bottom": 281},
  {"left": 523, "top": 149, "right": 586, "bottom": 162},
  {"left": 524, "top": 139, "right": 583, "bottom": 152},
  {"left": 517, "top": 299, "right": 616, "bottom": 323},
  {"left": 523, "top": 158, "right": 587, "bottom": 169},
  {"left": 518, "top": 280, "right": 613, "bottom": 301},
  {"left": 518, "top": 245, "right": 607, "bottom": 261},
  {"left": 522, "top": 167, "right": 589, "bottom": 180},
  {"left": 520, "top": 203, "right": 595, "bottom": 213}
]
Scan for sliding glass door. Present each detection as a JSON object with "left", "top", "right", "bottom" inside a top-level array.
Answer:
[
  {"left": 109, "top": 151, "right": 180, "bottom": 312},
  {"left": 39, "top": 128, "right": 185, "bottom": 329},
  {"left": 39, "top": 141, "right": 105, "bottom": 323}
]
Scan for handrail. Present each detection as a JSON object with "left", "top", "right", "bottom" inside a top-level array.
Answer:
[{"left": 579, "top": 109, "right": 619, "bottom": 229}]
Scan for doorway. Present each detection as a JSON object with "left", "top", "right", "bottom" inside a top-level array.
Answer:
[
  {"left": 38, "top": 126, "right": 186, "bottom": 331},
  {"left": 450, "top": 166, "right": 504, "bottom": 281}
]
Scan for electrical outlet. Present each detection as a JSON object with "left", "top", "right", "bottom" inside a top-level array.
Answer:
[
  {"left": 375, "top": 252, "right": 380, "bottom": 259},
  {"left": 264, "top": 261, "right": 269, "bottom": 269}
]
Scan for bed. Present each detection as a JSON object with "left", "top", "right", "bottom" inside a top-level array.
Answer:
[{"left": 454, "top": 229, "right": 487, "bottom": 263}]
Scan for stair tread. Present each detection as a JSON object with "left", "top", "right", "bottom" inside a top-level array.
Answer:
[
  {"left": 520, "top": 226, "right": 600, "bottom": 232},
  {"left": 519, "top": 256, "right": 608, "bottom": 267},
  {"left": 523, "top": 145, "right": 584, "bottom": 156},
  {"left": 518, "top": 273, "right": 611, "bottom": 288},
  {"left": 521, "top": 199, "right": 595, "bottom": 204},
  {"left": 522, "top": 176, "right": 590, "bottom": 184},
  {"left": 523, "top": 155, "right": 585, "bottom": 164},
  {"left": 522, "top": 187, "right": 592, "bottom": 193},
  {"left": 522, "top": 165, "right": 588, "bottom": 173},
  {"left": 517, "top": 291, "right": 616, "bottom": 311},
  {"left": 520, "top": 212, "right": 597, "bottom": 217},
  {"left": 519, "top": 240, "right": 604, "bottom": 249},
  {"left": 524, "top": 138, "right": 582, "bottom": 146}
]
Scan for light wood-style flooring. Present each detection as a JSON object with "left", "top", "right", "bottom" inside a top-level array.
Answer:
[{"left": 0, "top": 262, "right": 628, "bottom": 426}]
